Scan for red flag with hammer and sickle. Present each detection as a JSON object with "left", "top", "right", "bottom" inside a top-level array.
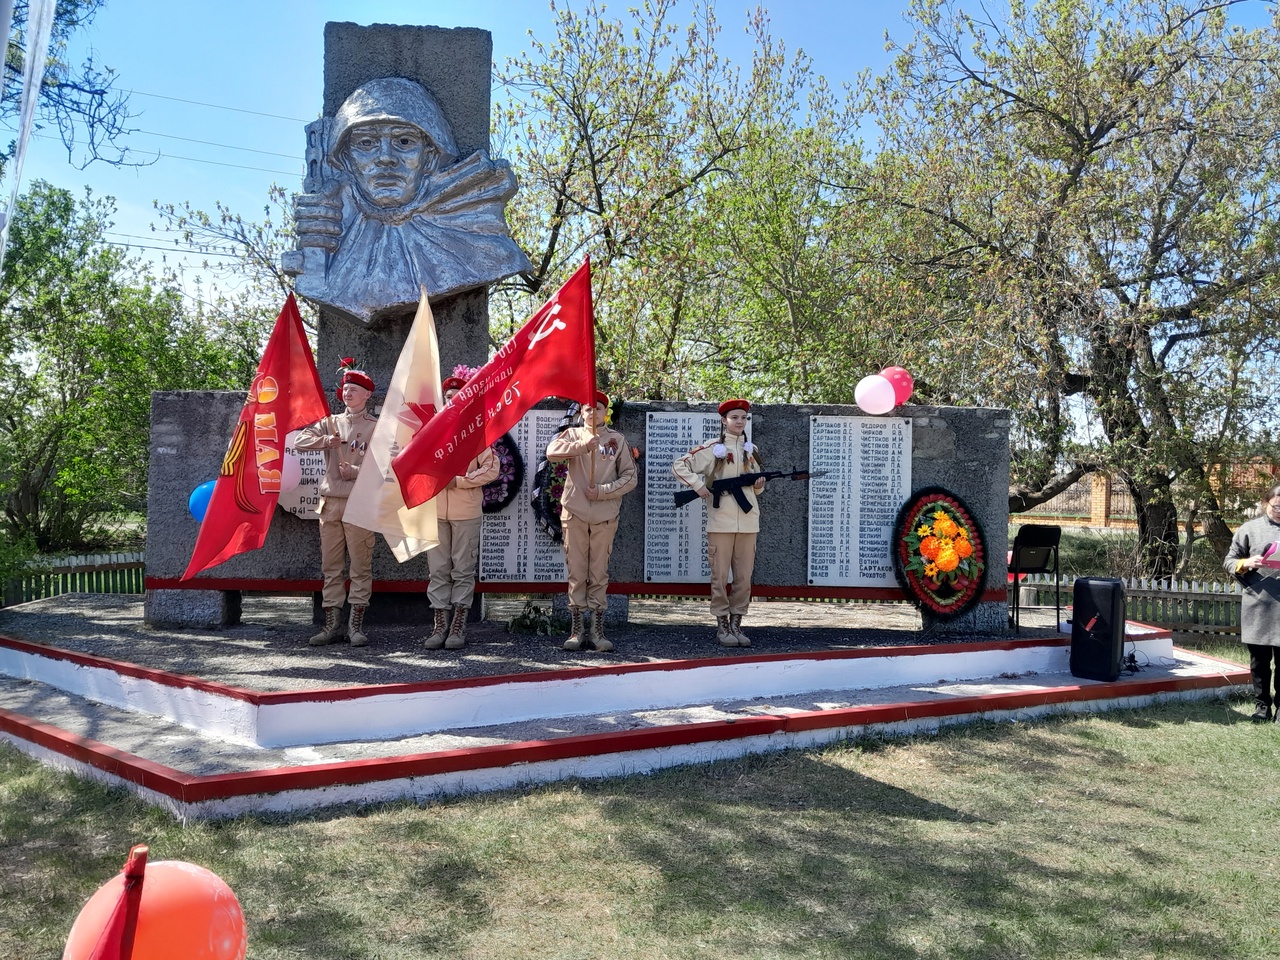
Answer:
[{"left": 392, "top": 260, "right": 597, "bottom": 509}]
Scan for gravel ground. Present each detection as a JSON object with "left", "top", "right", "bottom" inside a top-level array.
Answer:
[{"left": 0, "top": 593, "right": 1062, "bottom": 693}]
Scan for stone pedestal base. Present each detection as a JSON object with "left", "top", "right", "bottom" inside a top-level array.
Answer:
[
  {"left": 144, "top": 589, "right": 241, "bottom": 629},
  {"left": 921, "top": 600, "right": 1009, "bottom": 637}
]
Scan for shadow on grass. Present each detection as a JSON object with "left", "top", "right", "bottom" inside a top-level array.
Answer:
[{"left": 584, "top": 737, "right": 1237, "bottom": 959}]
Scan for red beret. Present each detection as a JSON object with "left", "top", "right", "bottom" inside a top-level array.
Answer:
[
  {"left": 595, "top": 391, "right": 610, "bottom": 408},
  {"left": 441, "top": 376, "right": 467, "bottom": 393},
  {"left": 339, "top": 369, "right": 375, "bottom": 393},
  {"left": 718, "top": 398, "right": 750, "bottom": 416}
]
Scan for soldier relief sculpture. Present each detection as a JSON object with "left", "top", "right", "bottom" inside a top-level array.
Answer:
[{"left": 283, "top": 77, "right": 532, "bottom": 325}]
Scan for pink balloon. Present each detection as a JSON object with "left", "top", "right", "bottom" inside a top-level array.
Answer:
[
  {"left": 854, "top": 374, "right": 897, "bottom": 415},
  {"left": 880, "top": 366, "right": 914, "bottom": 404}
]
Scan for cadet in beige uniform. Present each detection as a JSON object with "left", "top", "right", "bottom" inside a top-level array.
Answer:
[
  {"left": 294, "top": 363, "right": 379, "bottom": 647},
  {"left": 672, "top": 399, "right": 765, "bottom": 647},
  {"left": 425, "top": 375, "right": 501, "bottom": 649},
  {"left": 545, "top": 392, "right": 638, "bottom": 651}
]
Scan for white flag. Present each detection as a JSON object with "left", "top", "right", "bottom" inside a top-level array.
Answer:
[
  {"left": 0, "top": 0, "right": 55, "bottom": 272},
  {"left": 345, "top": 286, "right": 442, "bottom": 561}
]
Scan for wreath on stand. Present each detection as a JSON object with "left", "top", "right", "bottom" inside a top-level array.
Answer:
[
  {"left": 529, "top": 403, "right": 580, "bottom": 541},
  {"left": 892, "top": 486, "right": 988, "bottom": 619},
  {"left": 481, "top": 433, "right": 524, "bottom": 514}
]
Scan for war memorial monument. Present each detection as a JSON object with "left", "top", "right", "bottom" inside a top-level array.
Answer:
[{"left": 143, "top": 21, "right": 1013, "bottom": 637}]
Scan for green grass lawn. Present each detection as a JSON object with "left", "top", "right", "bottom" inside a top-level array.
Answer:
[{"left": 4, "top": 660, "right": 1276, "bottom": 960}]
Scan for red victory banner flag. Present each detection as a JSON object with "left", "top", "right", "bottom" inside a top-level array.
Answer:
[
  {"left": 182, "top": 294, "right": 329, "bottom": 579},
  {"left": 393, "top": 259, "right": 597, "bottom": 509}
]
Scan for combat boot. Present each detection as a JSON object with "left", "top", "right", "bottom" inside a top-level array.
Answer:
[
  {"left": 348, "top": 605, "right": 369, "bottom": 647},
  {"left": 425, "top": 608, "right": 449, "bottom": 649},
  {"left": 445, "top": 603, "right": 468, "bottom": 649},
  {"left": 310, "top": 606, "right": 344, "bottom": 646},
  {"left": 716, "top": 615, "right": 735, "bottom": 647},
  {"left": 587, "top": 610, "right": 614, "bottom": 652},
  {"left": 730, "top": 614, "right": 751, "bottom": 648},
  {"left": 563, "top": 607, "right": 586, "bottom": 651}
]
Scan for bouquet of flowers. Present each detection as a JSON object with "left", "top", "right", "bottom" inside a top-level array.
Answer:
[{"left": 905, "top": 505, "right": 980, "bottom": 586}]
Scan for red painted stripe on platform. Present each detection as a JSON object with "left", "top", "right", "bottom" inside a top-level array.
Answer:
[
  {"left": 177, "top": 716, "right": 793, "bottom": 802},
  {"left": 0, "top": 705, "right": 196, "bottom": 794},
  {"left": 2, "top": 632, "right": 1082, "bottom": 708},
  {"left": 145, "top": 577, "right": 322, "bottom": 591},
  {"left": 144, "top": 576, "right": 1008, "bottom": 604},
  {"left": 0, "top": 659, "right": 1247, "bottom": 807},
  {"left": 0, "top": 634, "right": 267, "bottom": 703}
]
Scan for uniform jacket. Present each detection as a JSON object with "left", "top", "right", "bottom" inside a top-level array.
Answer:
[
  {"left": 672, "top": 434, "right": 763, "bottom": 534},
  {"left": 545, "top": 425, "right": 637, "bottom": 524},
  {"left": 294, "top": 409, "right": 379, "bottom": 500},
  {"left": 1224, "top": 512, "right": 1280, "bottom": 648},
  {"left": 435, "top": 447, "right": 500, "bottom": 522}
]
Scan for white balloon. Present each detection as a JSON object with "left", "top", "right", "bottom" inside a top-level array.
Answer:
[
  {"left": 280, "top": 450, "right": 302, "bottom": 493},
  {"left": 854, "top": 374, "right": 897, "bottom": 415}
]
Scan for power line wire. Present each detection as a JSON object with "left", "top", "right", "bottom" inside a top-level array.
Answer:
[
  {"left": 19, "top": 129, "right": 301, "bottom": 176},
  {"left": 104, "top": 236, "right": 246, "bottom": 258},
  {"left": 134, "top": 129, "right": 298, "bottom": 160},
  {"left": 127, "top": 89, "right": 311, "bottom": 124},
  {"left": 136, "top": 149, "right": 300, "bottom": 177}
]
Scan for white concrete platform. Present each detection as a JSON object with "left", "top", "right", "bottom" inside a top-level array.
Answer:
[{"left": 0, "top": 623, "right": 1248, "bottom": 821}]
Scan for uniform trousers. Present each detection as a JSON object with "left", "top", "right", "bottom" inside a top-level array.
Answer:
[
  {"left": 427, "top": 517, "right": 483, "bottom": 610},
  {"left": 563, "top": 514, "right": 618, "bottom": 611},
  {"left": 707, "top": 531, "right": 757, "bottom": 617},
  {"left": 318, "top": 497, "right": 374, "bottom": 608}
]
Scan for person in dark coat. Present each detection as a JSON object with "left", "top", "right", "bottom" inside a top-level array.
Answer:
[{"left": 1223, "top": 482, "right": 1280, "bottom": 722}]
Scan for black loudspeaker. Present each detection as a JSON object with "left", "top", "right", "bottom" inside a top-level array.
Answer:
[{"left": 1070, "top": 577, "right": 1126, "bottom": 682}]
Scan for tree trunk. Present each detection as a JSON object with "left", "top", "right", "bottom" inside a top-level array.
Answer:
[{"left": 1128, "top": 478, "right": 1180, "bottom": 578}]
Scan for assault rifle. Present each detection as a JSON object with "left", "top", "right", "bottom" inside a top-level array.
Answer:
[{"left": 673, "top": 469, "right": 826, "bottom": 513}]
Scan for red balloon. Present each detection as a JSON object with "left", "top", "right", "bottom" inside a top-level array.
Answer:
[
  {"left": 880, "top": 366, "right": 914, "bottom": 404},
  {"left": 64, "top": 858, "right": 246, "bottom": 960}
]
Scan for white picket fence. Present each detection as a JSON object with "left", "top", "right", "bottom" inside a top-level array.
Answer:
[
  {"left": 3, "top": 552, "right": 146, "bottom": 607},
  {"left": 1018, "top": 573, "right": 1241, "bottom": 640}
]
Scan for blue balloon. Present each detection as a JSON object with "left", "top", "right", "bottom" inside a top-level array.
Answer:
[{"left": 188, "top": 480, "right": 217, "bottom": 522}]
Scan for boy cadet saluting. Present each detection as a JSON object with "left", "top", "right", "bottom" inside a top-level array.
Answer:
[
  {"left": 294, "top": 359, "right": 379, "bottom": 647},
  {"left": 545, "top": 391, "right": 638, "bottom": 651}
]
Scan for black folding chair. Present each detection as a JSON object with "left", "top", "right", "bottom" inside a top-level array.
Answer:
[{"left": 1009, "top": 524, "right": 1061, "bottom": 632}]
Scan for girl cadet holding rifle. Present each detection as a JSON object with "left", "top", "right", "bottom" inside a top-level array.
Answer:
[
  {"left": 672, "top": 399, "right": 766, "bottom": 647},
  {"left": 294, "top": 360, "right": 379, "bottom": 648}
]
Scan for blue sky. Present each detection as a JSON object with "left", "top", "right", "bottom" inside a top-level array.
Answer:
[
  {"left": 21, "top": 0, "right": 1271, "bottom": 293},
  {"left": 12, "top": 0, "right": 911, "bottom": 289}
]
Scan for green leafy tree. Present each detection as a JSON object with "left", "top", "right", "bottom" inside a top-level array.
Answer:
[
  {"left": 495, "top": 0, "right": 846, "bottom": 399},
  {"left": 0, "top": 181, "right": 243, "bottom": 550},
  {"left": 838, "top": 0, "right": 1280, "bottom": 575},
  {"left": 153, "top": 184, "right": 310, "bottom": 376}
]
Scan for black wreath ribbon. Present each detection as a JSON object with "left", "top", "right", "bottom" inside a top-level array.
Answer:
[{"left": 891, "top": 486, "right": 988, "bottom": 619}]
